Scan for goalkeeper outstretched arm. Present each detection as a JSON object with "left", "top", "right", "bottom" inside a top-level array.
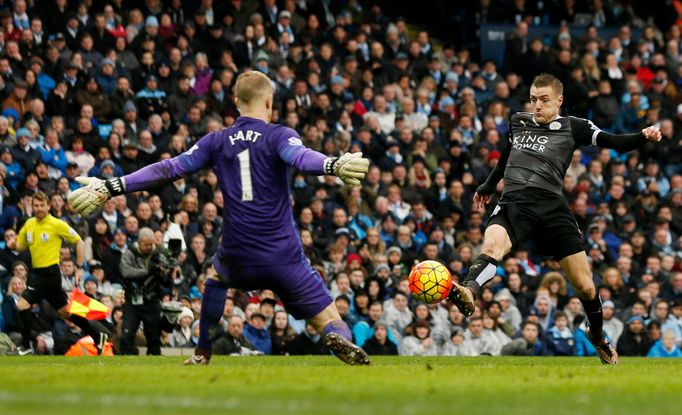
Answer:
[{"left": 68, "top": 131, "right": 369, "bottom": 216}]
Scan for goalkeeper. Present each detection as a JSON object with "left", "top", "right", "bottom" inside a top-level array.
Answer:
[{"left": 69, "top": 71, "right": 370, "bottom": 365}]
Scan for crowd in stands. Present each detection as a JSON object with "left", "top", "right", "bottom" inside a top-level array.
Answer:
[{"left": 0, "top": 0, "right": 682, "bottom": 358}]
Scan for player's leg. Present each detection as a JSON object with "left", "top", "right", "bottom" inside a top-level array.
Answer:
[
  {"left": 185, "top": 275, "right": 228, "bottom": 365},
  {"left": 273, "top": 260, "right": 369, "bottom": 365},
  {"left": 449, "top": 223, "right": 513, "bottom": 316},
  {"left": 560, "top": 252, "right": 618, "bottom": 364},
  {"left": 308, "top": 302, "right": 370, "bottom": 365},
  {"left": 545, "top": 199, "right": 618, "bottom": 364}
]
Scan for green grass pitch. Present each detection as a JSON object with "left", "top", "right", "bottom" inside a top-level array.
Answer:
[{"left": 1, "top": 356, "right": 681, "bottom": 415}]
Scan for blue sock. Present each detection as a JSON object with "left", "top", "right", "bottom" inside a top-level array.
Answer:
[
  {"left": 323, "top": 319, "right": 352, "bottom": 342},
  {"left": 197, "top": 278, "right": 228, "bottom": 351}
]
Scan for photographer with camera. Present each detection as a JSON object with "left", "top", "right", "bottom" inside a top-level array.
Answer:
[{"left": 119, "top": 227, "right": 176, "bottom": 355}]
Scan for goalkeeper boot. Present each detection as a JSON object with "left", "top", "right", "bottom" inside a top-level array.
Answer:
[
  {"left": 94, "top": 332, "right": 109, "bottom": 356},
  {"left": 586, "top": 328, "right": 619, "bottom": 365},
  {"left": 323, "top": 332, "right": 370, "bottom": 365},
  {"left": 448, "top": 281, "right": 477, "bottom": 317},
  {"left": 184, "top": 347, "right": 212, "bottom": 365}
]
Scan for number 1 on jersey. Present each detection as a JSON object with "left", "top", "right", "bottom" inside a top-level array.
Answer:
[{"left": 237, "top": 149, "right": 253, "bottom": 201}]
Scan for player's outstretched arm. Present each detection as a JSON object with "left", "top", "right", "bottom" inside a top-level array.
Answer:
[
  {"left": 277, "top": 133, "right": 369, "bottom": 186},
  {"left": 69, "top": 133, "right": 217, "bottom": 216},
  {"left": 572, "top": 117, "right": 662, "bottom": 151},
  {"left": 595, "top": 125, "right": 661, "bottom": 151}
]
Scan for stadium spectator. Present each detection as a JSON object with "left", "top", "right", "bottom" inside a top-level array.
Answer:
[
  {"left": 618, "top": 315, "right": 653, "bottom": 356},
  {"left": 362, "top": 320, "right": 398, "bottom": 355},
  {"left": 269, "top": 310, "right": 296, "bottom": 356},
  {"left": 168, "top": 307, "right": 195, "bottom": 348},
  {"left": 399, "top": 320, "right": 438, "bottom": 356},
  {"left": 288, "top": 323, "right": 330, "bottom": 356},
  {"left": 501, "top": 321, "right": 550, "bottom": 356},
  {"left": 461, "top": 316, "right": 503, "bottom": 356},
  {"left": 213, "top": 314, "right": 256, "bottom": 355},
  {"left": 243, "top": 311, "right": 272, "bottom": 355},
  {"left": 646, "top": 329, "right": 682, "bottom": 357}
]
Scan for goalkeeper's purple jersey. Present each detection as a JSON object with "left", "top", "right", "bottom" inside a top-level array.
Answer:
[{"left": 123, "top": 116, "right": 327, "bottom": 265}]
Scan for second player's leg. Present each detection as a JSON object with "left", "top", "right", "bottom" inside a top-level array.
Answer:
[
  {"left": 560, "top": 251, "right": 619, "bottom": 364},
  {"left": 559, "top": 251, "right": 596, "bottom": 300},
  {"left": 450, "top": 224, "right": 513, "bottom": 316}
]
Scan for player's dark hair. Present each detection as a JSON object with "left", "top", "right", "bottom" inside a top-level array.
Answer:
[
  {"left": 32, "top": 191, "right": 49, "bottom": 203},
  {"left": 532, "top": 73, "right": 563, "bottom": 95}
]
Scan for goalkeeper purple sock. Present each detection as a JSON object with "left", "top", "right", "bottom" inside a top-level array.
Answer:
[
  {"left": 323, "top": 319, "right": 352, "bottom": 341},
  {"left": 197, "top": 278, "right": 228, "bottom": 351}
]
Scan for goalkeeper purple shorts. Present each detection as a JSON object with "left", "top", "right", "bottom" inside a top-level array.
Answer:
[{"left": 213, "top": 256, "right": 333, "bottom": 320}]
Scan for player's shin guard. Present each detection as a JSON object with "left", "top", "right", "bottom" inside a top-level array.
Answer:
[
  {"left": 581, "top": 295, "right": 604, "bottom": 338},
  {"left": 197, "top": 278, "right": 228, "bottom": 351},
  {"left": 463, "top": 254, "right": 499, "bottom": 296},
  {"left": 323, "top": 319, "right": 352, "bottom": 341},
  {"left": 18, "top": 309, "right": 33, "bottom": 348}
]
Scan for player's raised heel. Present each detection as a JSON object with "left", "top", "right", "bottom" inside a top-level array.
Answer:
[
  {"left": 448, "top": 282, "right": 476, "bottom": 317},
  {"left": 323, "top": 332, "right": 370, "bottom": 365},
  {"left": 183, "top": 347, "right": 212, "bottom": 365},
  {"left": 586, "top": 328, "right": 619, "bottom": 365}
]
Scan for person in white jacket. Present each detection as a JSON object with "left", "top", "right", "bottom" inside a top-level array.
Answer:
[
  {"left": 383, "top": 291, "right": 413, "bottom": 342},
  {"left": 462, "top": 316, "right": 504, "bottom": 356},
  {"left": 399, "top": 320, "right": 439, "bottom": 356},
  {"left": 169, "top": 307, "right": 195, "bottom": 347},
  {"left": 495, "top": 288, "right": 522, "bottom": 331},
  {"left": 441, "top": 330, "right": 476, "bottom": 356}
]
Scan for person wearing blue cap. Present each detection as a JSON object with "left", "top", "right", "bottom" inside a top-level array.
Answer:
[
  {"left": 11, "top": 127, "right": 41, "bottom": 173},
  {"left": 135, "top": 72, "right": 168, "bottom": 119},
  {"left": 438, "top": 96, "right": 455, "bottom": 111},
  {"left": 2, "top": 108, "right": 20, "bottom": 130}
]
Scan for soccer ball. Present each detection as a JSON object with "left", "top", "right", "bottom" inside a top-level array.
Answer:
[{"left": 408, "top": 260, "right": 453, "bottom": 304}]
